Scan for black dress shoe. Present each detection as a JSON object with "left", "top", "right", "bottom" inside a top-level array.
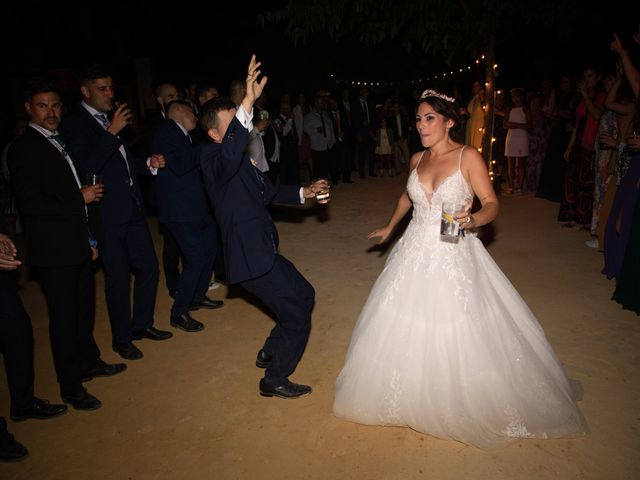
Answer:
[
  {"left": 10, "top": 397, "right": 68, "bottom": 421},
  {"left": 132, "top": 326, "right": 173, "bottom": 341},
  {"left": 170, "top": 313, "right": 204, "bottom": 332},
  {"left": 0, "top": 434, "right": 28, "bottom": 462},
  {"left": 189, "top": 296, "right": 224, "bottom": 311},
  {"left": 259, "top": 379, "right": 312, "bottom": 399},
  {"left": 255, "top": 349, "right": 272, "bottom": 368},
  {"left": 112, "top": 341, "right": 144, "bottom": 360},
  {"left": 82, "top": 359, "right": 127, "bottom": 381},
  {"left": 61, "top": 389, "right": 102, "bottom": 411}
]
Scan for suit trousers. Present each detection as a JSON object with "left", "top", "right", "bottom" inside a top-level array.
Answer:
[
  {"left": 161, "top": 224, "right": 182, "bottom": 296},
  {"left": 394, "top": 139, "right": 410, "bottom": 172},
  {"left": 164, "top": 217, "right": 216, "bottom": 316},
  {"left": 311, "top": 149, "right": 331, "bottom": 180},
  {"left": 333, "top": 141, "right": 352, "bottom": 183},
  {"left": 37, "top": 259, "right": 100, "bottom": 395},
  {"left": 0, "top": 274, "right": 35, "bottom": 409},
  {"left": 101, "top": 207, "right": 159, "bottom": 344},
  {"left": 356, "top": 128, "right": 375, "bottom": 177},
  {"left": 240, "top": 255, "right": 315, "bottom": 383}
]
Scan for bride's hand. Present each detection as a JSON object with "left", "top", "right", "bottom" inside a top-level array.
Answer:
[
  {"left": 454, "top": 203, "right": 475, "bottom": 230},
  {"left": 368, "top": 226, "right": 392, "bottom": 244}
]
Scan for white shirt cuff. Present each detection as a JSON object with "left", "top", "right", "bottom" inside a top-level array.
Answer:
[
  {"left": 236, "top": 105, "right": 254, "bottom": 132},
  {"left": 299, "top": 187, "right": 305, "bottom": 204},
  {"left": 146, "top": 158, "right": 158, "bottom": 175}
]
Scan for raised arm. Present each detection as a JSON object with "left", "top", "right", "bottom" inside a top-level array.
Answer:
[
  {"left": 241, "top": 54, "right": 268, "bottom": 119},
  {"left": 612, "top": 33, "right": 640, "bottom": 97}
]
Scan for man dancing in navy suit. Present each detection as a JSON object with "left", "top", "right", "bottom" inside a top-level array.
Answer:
[{"left": 199, "top": 56, "right": 328, "bottom": 399}]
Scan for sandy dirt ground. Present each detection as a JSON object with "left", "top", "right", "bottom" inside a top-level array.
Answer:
[{"left": 1, "top": 175, "right": 639, "bottom": 480}]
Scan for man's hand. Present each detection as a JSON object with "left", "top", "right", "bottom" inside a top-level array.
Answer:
[
  {"left": 0, "top": 233, "right": 21, "bottom": 270},
  {"left": 106, "top": 103, "right": 133, "bottom": 136},
  {"left": 81, "top": 184, "right": 105, "bottom": 204},
  {"left": 90, "top": 247, "right": 99, "bottom": 261},
  {"left": 242, "top": 55, "right": 268, "bottom": 114},
  {"left": 303, "top": 179, "right": 330, "bottom": 199},
  {"left": 150, "top": 153, "right": 166, "bottom": 169}
]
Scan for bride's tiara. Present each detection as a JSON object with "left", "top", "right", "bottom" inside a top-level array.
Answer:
[{"left": 420, "top": 89, "right": 455, "bottom": 103}]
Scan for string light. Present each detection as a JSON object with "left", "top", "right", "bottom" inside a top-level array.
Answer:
[{"left": 330, "top": 55, "right": 487, "bottom": 88}]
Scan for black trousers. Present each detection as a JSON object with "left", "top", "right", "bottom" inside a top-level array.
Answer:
[
  {"left": 101, "top": 211, "right": 159, "bottom": 344},
  {"left": 161, "top": 224, "right": 182, "bottom": 296},
  {"left": 0, "top": 274, "right": 34, "bottom": 409},
  {"left": 164, "top": 217, "right": 216, "bottom": 317},
  {"left": 240, "top": 255, "right": 315, "bottom": 384},
  {"left": 356, "top": 128, "right": 375, "bottom": 177},
  {"left": 37, "top": 259, "right": 100, "bottom": 395},
  {"left": 311, "top": 149, "right": 331, "bottom": 180}
]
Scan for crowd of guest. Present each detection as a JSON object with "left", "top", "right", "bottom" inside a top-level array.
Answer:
[{"left": 462, "top": 35, "right": 639, "bottom": 318}]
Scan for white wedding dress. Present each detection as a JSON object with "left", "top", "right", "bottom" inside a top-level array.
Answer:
[{"left": 333, "top": 148, "right": 588, "bottom": 449}]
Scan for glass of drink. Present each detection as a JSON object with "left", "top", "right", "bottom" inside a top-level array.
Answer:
[
  {"left": 83, "top": 174, "right": 103, "bottom": 187},
  {"left": 315, "top": 187, "right": 331, "bottom": 204},
  {"left": 440, "top": 201, "right": 461, "bottom": 241}
]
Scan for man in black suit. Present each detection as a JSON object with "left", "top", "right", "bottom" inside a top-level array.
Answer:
[
  {"left": 390, "top": 101, "right": 410, "bottom": 174},
  {"left": 152, "top": 100, "right": 223, "bottom": 332},
  {"left": 352, "top": 86, "right": 376, "bottom": 178},
  {"left": 0, "top": 213, "right": 68, "bottom": 461},
  {"left": 199, "top": 56, "right": 328, "bottom": 399},
  {"left": 8, "top": 77, "right": 126, "bottom": 410},
  {"left": 60, "top": 64, "right": 172, "bottom": 361},
  {"left": 137, "top": 82, "right": 183, "bottom": 299}
]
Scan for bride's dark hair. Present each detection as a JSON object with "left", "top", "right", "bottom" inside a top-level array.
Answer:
[{"left": 416, "top": 94, "right": 461, "bottom": 135}]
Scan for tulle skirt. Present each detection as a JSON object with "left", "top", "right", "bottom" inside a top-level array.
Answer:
[{"left": 333, "top": 224, "right": 588, "bottom": 449}]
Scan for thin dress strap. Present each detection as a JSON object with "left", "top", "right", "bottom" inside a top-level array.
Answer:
[
  {"left": 458, "top": 145, "right": 466, "bottom": 171},
  {"left": 415, "top": 150, "right": 427, "bottom": 169}
]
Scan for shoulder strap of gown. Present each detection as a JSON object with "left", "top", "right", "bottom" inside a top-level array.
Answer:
[
  {"left": 416, "top": 150, "right": 426, "bottom": 168},
  {"left": 458, "top": 145, "right": 466, "bottom": 171}
]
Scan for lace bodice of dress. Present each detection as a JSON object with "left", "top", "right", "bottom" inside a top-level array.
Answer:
[{"left": 406, "top": 147, "right": 473, "bottom": 225}]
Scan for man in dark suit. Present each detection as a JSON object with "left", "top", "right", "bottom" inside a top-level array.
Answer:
[
  {"left": 8, "top": 77, "right": 126, "bottom": 410},
  {"left": 60, "top": 64, "right": 172, "bottom": 361},
  {"left": 152, "top": 100, "right": 223, "bottom": 332},
  {"left": 351, "top": 86, "right": 376, "bottom": 178},
  {"left": 0, "top": 213, "right": 68, "bottom": 461},
  {"left": 137, "top": 83, "right": 183, "bottom": 299},
  {"left": 199, "top": 56, "right": 328, "bottom": 399},
  {"left": 389, "top": 101, "right": 410, "bottom": 174}
]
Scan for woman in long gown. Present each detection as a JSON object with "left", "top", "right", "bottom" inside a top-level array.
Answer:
[{"left": 333, "top": 90, "right": 588, "bottom": 449}]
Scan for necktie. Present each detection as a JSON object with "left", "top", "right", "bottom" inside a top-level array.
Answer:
[
  {"left": 333, "top": 111, "right": 342, "bottom": 139},
  {"left": 94, "top": 113, "right": 110, "bottom": 129},
  {"left": 49, "top": 134, "right": 67, "bottom": 154},
  {"left": 319, "top": 112, "right": 327, "bottom": 138},
  {"left": 362, "top": 100, "right": 369, "bottom": 125}
]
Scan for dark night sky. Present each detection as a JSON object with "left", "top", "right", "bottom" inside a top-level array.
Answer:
[{"left": 1, "top": 2, "right": 637, "bottom": 115}]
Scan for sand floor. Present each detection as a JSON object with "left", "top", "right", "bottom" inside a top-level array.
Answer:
[{"left": 1, "top": 174, "right": 639, "bottom": 479}]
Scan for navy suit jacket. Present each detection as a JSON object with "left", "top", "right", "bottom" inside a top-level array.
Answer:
[
  {"left": 60, "top": 104, "right": 151, "bottom": 225},
  {"left": 7, "top": 127, "right": 90, "bottom": 267},
  {"left": 199, "top": 116, "right": 301, "bottom": 285},
  {"left": 152, "top": 120, "right": 210, "bottom": 223},
  {"left": 351, "top": 97, "right": 374, "bottom": 131}
]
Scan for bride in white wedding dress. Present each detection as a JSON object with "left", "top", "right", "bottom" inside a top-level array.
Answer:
[{"left": 333, "top": 90, "right": 588, "bottom": 449}]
